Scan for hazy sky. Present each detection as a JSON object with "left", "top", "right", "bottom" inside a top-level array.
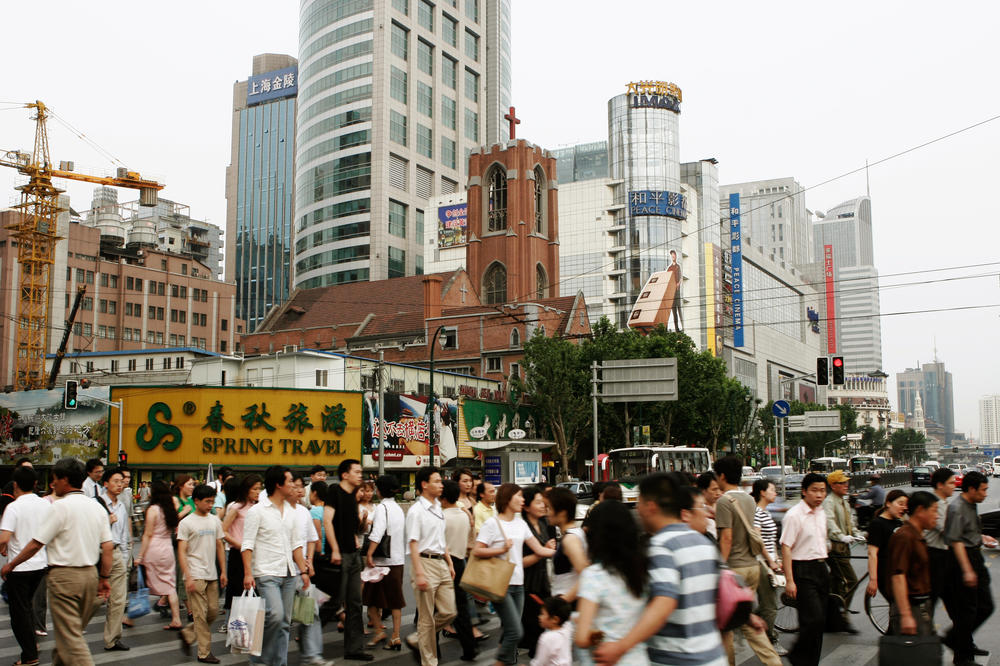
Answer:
[{"left": 2, "top": 1, "right": 998, "bottom": 439}]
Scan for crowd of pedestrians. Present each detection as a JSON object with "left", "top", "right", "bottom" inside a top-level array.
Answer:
[{"left": 0, "top": 454, "right": 996, "bottom": 666}]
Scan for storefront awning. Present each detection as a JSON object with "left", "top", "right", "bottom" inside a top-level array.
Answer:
[{"left": 468, "top": 439, "right": 555, "bottom": 451}]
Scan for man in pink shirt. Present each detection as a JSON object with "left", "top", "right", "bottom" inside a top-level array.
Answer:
[{"left": 779, "top": 472, "right": 829, "bottom": 666}]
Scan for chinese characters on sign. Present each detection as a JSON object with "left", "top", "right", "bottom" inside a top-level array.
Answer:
[
  {"left": 437, "top": 203, "right": 468, "bottom": 248},
  {"left": 246, "top": 66, "right": 298, "bottom": 106},
  {"left": 824, "top": 244, "right": 837, "bottom": 354},
  {"left": 729, "top": 193, "right": 744, "bottom": 348},
  {"left": 626, "top": 80, "right": 682, "bottom": 113},
  {"left": 628, "top": 190, "right": 686, "bottom": 220}
]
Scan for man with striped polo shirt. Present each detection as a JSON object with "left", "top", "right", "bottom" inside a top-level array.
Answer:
[{"left": 594, "top": 472, "right": 726, "bottom": 666}]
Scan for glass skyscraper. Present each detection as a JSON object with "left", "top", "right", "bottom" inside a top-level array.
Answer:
[
  {"left": 225, "top": 54, "right": 297, "bottom": 333},
  {"left": 294, "top": 0, "right": 511, "bottom": 289}
]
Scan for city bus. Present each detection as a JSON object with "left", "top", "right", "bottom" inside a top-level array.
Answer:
[
  {"left": 849, "top": 455, "right": 888, "bottom": 474},
  {"left": 808, "top": 457, "right": 849, "bottom": 474},
  {"left": 605, "top": 446, "right": 713, "bottom": 502}
]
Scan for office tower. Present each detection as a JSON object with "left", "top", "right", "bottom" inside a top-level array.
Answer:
[
  {"left": 295, "top": 0, "right": 512, "bottom": 289},
  {"left": 225, "top": 53, "right": 297, "bottom": 333},
  {"left": 979, "top": 395, "right": 1000, "bottom": 445},
  {"left": 897, "top": 359, "right": 955, "bottom": 444},
  {"left": 812, "top": 195, "right": 883, "bottom": 373},
  {"left": 719, "top": 178, "right": 812, "bottom": 269}
]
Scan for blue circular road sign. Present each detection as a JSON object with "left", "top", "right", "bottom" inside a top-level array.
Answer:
[{"left": 772, "top": 400, "right": 791, "bottom": 418}]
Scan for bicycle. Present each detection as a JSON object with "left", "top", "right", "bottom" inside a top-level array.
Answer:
[{"left": 773, "top": 553, "right": 891, "bottom": 635}]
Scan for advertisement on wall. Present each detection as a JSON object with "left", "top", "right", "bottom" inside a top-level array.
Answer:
[
  {"left": 729, "top": 193, "right": 745, "bottom": 347},
  {"left": 437, "top": 203, "right": 468, "bottom": 248},
  {"left": 513, "top": 460, "right": 541, "bottom": 485},
  {"left": 361, "top": 392, "right": 458, "bottom": 469},
  {"left": 824, "top": 244, "right": 837, "bottom": 354},
  {"left": 457, "top": 399, "right": 535, "bottom": 458},
  {"left": 0, "top": 386, "right": 111, "bottom": 464},
  {"left": 109, "top": 386, "right": 362, "bottom": 467}
]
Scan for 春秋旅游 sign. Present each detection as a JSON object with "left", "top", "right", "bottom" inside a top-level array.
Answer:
[{"left": 109, "top": 386, "right": 362, "bottom": 467}]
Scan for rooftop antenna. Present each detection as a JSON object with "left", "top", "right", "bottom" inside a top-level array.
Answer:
[
  {"left": 933, "top": 338, "right": 938, "bottom": 363},
  {"left": 866, "top": 159, "right": 871, "bottom": 197}
]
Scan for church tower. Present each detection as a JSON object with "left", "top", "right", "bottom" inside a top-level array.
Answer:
[{"left": 466, "top": 109, "right": 559, "bottom": 305}]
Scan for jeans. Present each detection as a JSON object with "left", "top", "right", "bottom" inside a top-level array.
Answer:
[
  {"left": 252, "top": 575, "right": 297, "bottom": 666},
  {"left": 6, "top": 568, "right": 46, "bottom": 663},
  {"left": 495, "top": 584, "right": 525, "bottom": 665},
  {"left": 337, "top": 550, "right": 365, "bottom": 654},
  {"left": 788, "top": 560, "right": 829, "bottom": 666}
]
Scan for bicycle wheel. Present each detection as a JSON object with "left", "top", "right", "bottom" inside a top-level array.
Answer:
[
  {"left": 774, "top": 586, "right": 799, "bottom": 633},
  {"left": 864, "top": 590, "right": 891, "bottom": 635}
]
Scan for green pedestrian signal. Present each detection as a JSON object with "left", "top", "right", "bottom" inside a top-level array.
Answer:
[{"left": 64, "top": 380, "right": 79, "bottom": 410}]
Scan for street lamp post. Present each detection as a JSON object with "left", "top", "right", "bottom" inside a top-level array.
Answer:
[
  {"left": 823, "top": 434, "right": 848, "bottom": 458},
  {"left": 427, "top": 325, "right": 448, "bottom": 469}
]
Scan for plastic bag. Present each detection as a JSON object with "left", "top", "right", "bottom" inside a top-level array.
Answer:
[
  {"left": 292, "top": 589, "right": 315, "bottom": 625},
  {"left": 228, "top": 588, "right": 266, "bottom": 656},
  {"left": 126, "top": 566, "right": 151, "bottom": 619}
]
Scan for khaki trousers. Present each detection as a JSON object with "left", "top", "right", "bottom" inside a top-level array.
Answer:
[
  {"left": 722, "top": 564, "right": 782, "bottom": 666},
  {"left": 181, "top": 579, "right": 219, "bottom": 659},
  {"left": 411, "top": 557, "right": 457, "bottom": 666},
  {"left": 48, "top": 566, "right": 99, "bottom": 666},
  {"left": 103, "top": 551, "right": 128, "bottom": 648}
]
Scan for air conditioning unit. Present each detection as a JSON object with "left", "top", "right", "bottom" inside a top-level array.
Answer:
[{"left": 283, "top": 344, "right": 297, "bottom": 353}]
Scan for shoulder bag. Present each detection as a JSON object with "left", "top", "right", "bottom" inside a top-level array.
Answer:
[
  {"left": 726, "top": 493, "right": 765, "bottom": 557},
  {"left": 369, "top": 503, "right": 392, "bottom": 559},
  {"left": 460, "top": 516, "right": 516, "bottom": 602}
]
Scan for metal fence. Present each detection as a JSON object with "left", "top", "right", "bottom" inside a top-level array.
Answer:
[{"left": 848, "top": 469, "right": 910, "bottom": 493}]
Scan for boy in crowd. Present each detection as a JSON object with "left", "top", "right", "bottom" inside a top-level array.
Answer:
[
  {"left": 530, "top": 596, "right": 573, "bottom": 666},
  {"left": 178, "top": 484, "right": 227, "bottom": 664}
]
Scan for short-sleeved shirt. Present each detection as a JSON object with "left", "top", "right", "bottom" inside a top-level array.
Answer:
[
  {"left": 646, "top": 524, "right": 726, "bottom": 666},
  {"left": 477, "top": 515, "right": 534, "bottom": 586},
  {"left": 944, "top": 495, "right": 982, "bottom": 548},
  {"left": 309, "top": 505, "right": 325, "bottom": 553},
  {"left": 888, "top": 522, "right": 930, "bottom": 596},
  {"left": 0, "top": 493, "right": 51, "bottom": 572},
  {"left": 779, "top": 501, "right": 828, "bottom": 561},
  {"left": 923, "top": 495, "right": 950, "bottom": 550},
  {"left": 443, "top": 506, "right": 470, "bottom": 560},
  {"left": 753, "top": 507, "right": 778, "bottom": 561},
  {"left": 867, "top": 515, "right": 902, "bottom": 596},
  {"left": 578, "top": 563, "right": 649, "bottom": 665},
  {"left": 327, "top": 485, "right": 359, "bottom": 554},
  {"left": 473, "top": 501, "right": 496, "bottom": 533},
  {"left": 177, "top": 513, "right": 224, "bottom": 581},
  {"left": 405, "top": 495, "right": 447, "bottom": 555},
  {"left": 34, "top": 491, "right": 113, "bottom": 566},
  {"left": 715, "top": 490, "right": 757, "bottom": 568}
]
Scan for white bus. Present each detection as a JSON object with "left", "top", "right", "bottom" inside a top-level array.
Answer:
[
  {"left": 849, "top": 455, "right": 888, "bottom": 474},
  {"left": 605, "top": 446, "right": 713, "bottom": 502},
  {"left": 809, "top": 457, "right": 849, "bottom": 474}
]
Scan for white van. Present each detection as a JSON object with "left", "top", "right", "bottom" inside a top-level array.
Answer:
[
  {"left": 759, "top": 465, "right": 794, "bottom": 481},
  {"left": 922, "top": 460, "right": 940, "bottom": 472}
]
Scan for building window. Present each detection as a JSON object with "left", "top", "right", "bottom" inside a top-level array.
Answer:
[
  {"left": 487, "top": 356, "right": 501, "bottom": 372},
  {"left": 510, "top": 328, "right": 520, "bottom": 348},
  {"left": 393, "top": 0, "right": 408, "bottom": 13},
  {"left": 483, "top": 262, "right": 507, "bottom": 304},
  {"left": 177, "top": 357, "right": 185, "bottom": 368},
  {"left": 464, "top": 68, "right": 478, "bottom": 102},
  {"left": 316, "top": 369, "right": 328, "bottom": 387},
  {"left": 442, "top": 54, "right": 457, "bottom": 89},
  {"left": 416, "top": 124, "right": 433, "bottom": 158},
  {"left": 442, "top": 13, "right": 457, "bottom": 46},
  {"left": 418, "top": 0, "right": 434, "bottom": 31},
  {"left": 388, "top": 247, "right": 406, "bottom": 278},
  {"left": 391, "top": 22, "right": 408, "bottom": 59},
  {"left": 487, "top": 165, "right": 507, "bottom": 232},
  {"left": 464, "top": 108, "right": 478, "bottom": 142},
  {"left": 390, "top": 110, "right": 407, "bottom": 146},
  {"left": 465, "top": 0, "right": 478, "bottom": 22},
  {"left": 464, "top": 29, "right": 479, "bottom": 60},
  {"left": 163, "top": 358, "right": 172, "bottom": 370},
  {"left": 389, "top": 200, "right": 407, "bottom": 238},
  {"left": 128, "top": 359, "right": 137, "bottom": 371},
  {"left": 534, "top": 166, "right": 546, "bottom": 235},
  {"left": 416, "top": 209, "right": 424, "bottom": 238},
  {"left": 509, "top": 362, "right": 520, "bottom": 379},
  {"left": 441, "top": 136, "right": 456, "bottom": 169},
  {"left": 145, "top": 358, "right": 154, "bottom": 370},
  {"left": 85, "top": 361, "right": 94, "bottom": 373},
  {"left": 441, "top": 96, "right": 456, "bottom": 129},
  {"left": 536, "top": 263, "right": 547, "bottom": 299},
  {"left": 417, "top": 81, "right": 433, "bottom": 117},
  {"left": 390, "top": 66, "right": 408, "bottom": 103},
  {"left": 417, "top": 39, "right": 433, "bottom": 75},
  {"left": 221, "top": 319, "right": 228, "bottom": 331},
  {"left": 86, "top": 270, "right": 94, "bottom": 284}
]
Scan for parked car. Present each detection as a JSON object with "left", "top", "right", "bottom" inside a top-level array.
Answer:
[
  {"left": 779, "top": 473, "right": 805, "bottom": 500},
  {"left": 760, "top": 465, "right": 794, "bottom": 482},
  {"left": 911, "top": 466, "right": 932, "bottom": 487},
  {"left": 953, "top": 470, "right": 965, "bottom": 489}
]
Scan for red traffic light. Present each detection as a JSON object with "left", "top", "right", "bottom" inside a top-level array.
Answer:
[{"left": 832, "top": 357, "right": 844, "bottom": 367}]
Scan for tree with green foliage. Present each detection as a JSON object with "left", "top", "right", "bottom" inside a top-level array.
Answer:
[{"left": 888, "top": 428, "right": 927, "bottom": 465}]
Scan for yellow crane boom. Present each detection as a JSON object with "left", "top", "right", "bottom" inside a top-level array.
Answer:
[{"left": 1, "top": 101, "right": 164, "bottom": 390}]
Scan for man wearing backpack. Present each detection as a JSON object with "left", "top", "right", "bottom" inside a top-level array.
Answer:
[{"left": 714, "top": 456, "right": 781, "bottom": 666}]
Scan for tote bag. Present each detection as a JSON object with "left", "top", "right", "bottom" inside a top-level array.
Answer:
[
  {"left": 126, "top": 566, "right": 151, "bottom": 619},
  {"left": 459, "top": 517, "right": 516, "bottom": 602}
]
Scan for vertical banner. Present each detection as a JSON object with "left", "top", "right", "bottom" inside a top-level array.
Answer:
[
  {"left": 704, "top": 242, "right": 716, "bottom": 355},
  {"left": 824, "top": 244, "right": 837, "bottom": 353},
  {"left": 729, "top": 193, "right": 744, "bottom": 347}
]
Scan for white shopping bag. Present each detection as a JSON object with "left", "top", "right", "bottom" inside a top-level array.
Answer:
[{"left": 227, "top": 588, "right": 266, "bottom": 656}]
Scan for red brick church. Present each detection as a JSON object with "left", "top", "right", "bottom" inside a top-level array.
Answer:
[{"left": 241, "top": 125, "right": 591, "bottom": 383}]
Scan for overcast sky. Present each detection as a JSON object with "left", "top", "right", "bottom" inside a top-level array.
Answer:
[{"left": 2, "top": 1, "right": 998, "bottom": 440}]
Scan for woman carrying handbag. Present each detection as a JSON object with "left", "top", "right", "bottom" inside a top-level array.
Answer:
[{"left": 471, "top": 484, "right": 556, "bottom": 666}]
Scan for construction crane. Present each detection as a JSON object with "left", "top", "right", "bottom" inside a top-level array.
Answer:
[{"left": 0, "top": 100, "right": 164, "bottom": 390}]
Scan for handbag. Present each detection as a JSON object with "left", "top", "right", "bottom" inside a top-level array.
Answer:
[
  {"left": 726, "top": 494, "right": 765, "bottom": 557},
  {"left": 459, "top": 516, "right": 516, "bottom": 602},
  {"left": 292, "top": 589, "right": 316, "bottom": 625},
  {"left": 716, "top": 566, "right": 755, "bottom": 632},
  {"left": 878, "top": 634, "right": 942, "bottom": 666},
  {"left": 126, "top": 566, "right": 151, "bottom": 619},
  {"left": 756, "top": 555, "right": 786, "bottom": 589},
  {"left": 366, "top": 503, "right": 392, "bottom": 560}
]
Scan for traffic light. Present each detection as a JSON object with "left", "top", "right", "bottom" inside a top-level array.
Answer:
[
  {"left": 64, "top": 380, "right": 78, "bottom": 409},
  {"left": 832, "top": 356, "right": 845, "bottom": 384},
  {"left": 118, "top": 451, "right": 128, "bottom": 465},
  {"left": 816, "top": 357, "right": 830, "bottom": 385}
]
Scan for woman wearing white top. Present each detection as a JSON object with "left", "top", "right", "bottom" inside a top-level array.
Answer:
[
  {"left": 472, "top": 483, "right": 556, "bottom": 666},
  {"left": 363, "top": 475, "right": 406, "bottom": 651}
]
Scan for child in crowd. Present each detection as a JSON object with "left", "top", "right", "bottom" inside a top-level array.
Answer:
[
  {"left": 530, "top": 596, "right": 573, "bottom": 666},
  {"left": 177, "top": 484, "right": 227, "bottom": 664}
]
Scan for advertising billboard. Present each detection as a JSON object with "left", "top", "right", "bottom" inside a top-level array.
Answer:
[
  {"left": 246, "top": 65, "right": 298, "bottom": 106},
  {"left": 628, "top": 190, "right": 686, "bottom": 220},
  {"left": 361, "top": 393, "right": 459, "bottom": 468},
  {"left": 0, "top": 386, "right": 110, "bottom": 464},
  {"left": 437, "top": 203, "right": 468, "bottom": 248},
  {"left": 457, "top": 399, "right": 535, "bottom": 458},
  {"left": 729, "top": 193, "right": 744, "bottom": 347},
  {"left": 824, "top": 244, "right": 837, "bottom": 354},
  {"left": 109, "top": 386, "right": 362, "bottom": 467}
]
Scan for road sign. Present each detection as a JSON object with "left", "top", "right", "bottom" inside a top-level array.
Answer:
[
  {"left": 598, "top": 358, "right": 678, "bottom": 403},
  {"left": 772, "top": 400, "right": 791, "bottom": 418},
  {"left": 788, "top": 410, "right": 842, "bottom": 432},
  {"left": 846, "top": 433, "right": 863, "bottom": 441}
]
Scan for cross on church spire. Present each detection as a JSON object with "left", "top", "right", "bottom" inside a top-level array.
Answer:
[{"left": 504, "top": 106, "right": 520, "bottom": 140}]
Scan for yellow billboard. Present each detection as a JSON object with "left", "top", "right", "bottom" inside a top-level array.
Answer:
[{"left": 109, "top": 386, "right": 363, "bottom": 467}]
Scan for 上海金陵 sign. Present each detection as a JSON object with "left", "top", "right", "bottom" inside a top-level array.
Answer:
[{"left": 109, "top": 386, "right": 362, "bottom": 467}]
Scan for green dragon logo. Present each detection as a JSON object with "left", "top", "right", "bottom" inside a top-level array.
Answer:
[{"left": 136, "top": 402, "right": 183, "bottom": 451}]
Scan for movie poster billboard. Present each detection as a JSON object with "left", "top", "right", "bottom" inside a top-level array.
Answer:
[
  {"left": 362, "top": 392, "right": 459, "bottom": 468},
  {"left": 0, "top": 386, "right": 111, "bottom": 464},
  {"left": 437, "top": 203, "right": 468, "bottom": 248}
]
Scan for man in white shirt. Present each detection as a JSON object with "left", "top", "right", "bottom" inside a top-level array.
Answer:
[
  {"left": 98, "top": 467, "right": 132, "bottom": 652},
  {"left": 302, "top": 465, "right": 327, "bottom": 508},
  {"left": 241, "top": 465, "right": 310, "bottom": 666},
  {"left": 82, "top": 457, "right": 104, "bottom": 499},
  {"left": 0, "top": 466, "right": 51, "bottom": 666},
  {"left": 404, "top": 466, "right": 456, "bottom": 666},
  {"left": 2, "top": 457, "right": 114, "bottom": 666}
]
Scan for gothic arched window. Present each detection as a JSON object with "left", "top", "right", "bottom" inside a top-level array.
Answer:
[
  {"left": 534, "top": 166, "right": 546, "bottom": 236},
  {"left": 484, "top": 262, "right": 507, "bottom": 304},
  {"left": 510, "top": 328, "right": 520, "bottom": 348},
  {"left": 487, "top": 165, "right": 507, "bottom": 232},
  {"left": 536, "top": 263, "right": 547, "bottom": 300}
]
